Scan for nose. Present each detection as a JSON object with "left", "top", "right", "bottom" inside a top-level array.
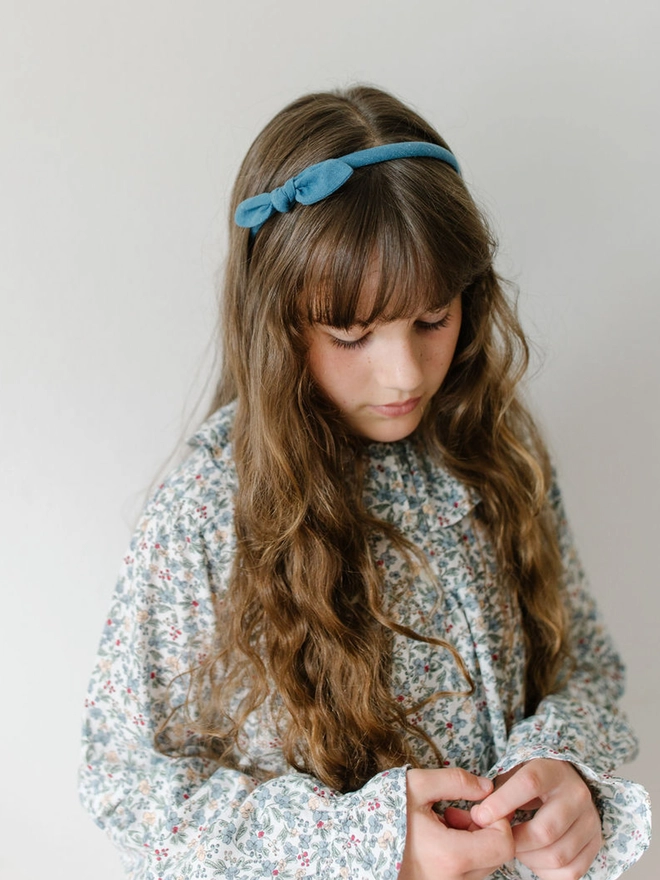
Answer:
[{"left": 373, "top": 332, "right": 424, "bottom": 393}]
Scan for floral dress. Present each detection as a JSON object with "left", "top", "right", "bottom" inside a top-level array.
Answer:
[{"left": 79, "top": 402, "right": 651, "bottom": 879}]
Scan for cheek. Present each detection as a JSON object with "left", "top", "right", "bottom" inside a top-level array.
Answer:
[
  {"left": 307, "top": 345, "right": 355, "bottom": 404},
  {"left": 426, "top": 336, "right": 457, "bottom": 371},
  {"left": 309, "top": 346, "right": 338, "bottom": 385},
  {"left": 423, "top": 328, "right": 461, "bottom": 385}
]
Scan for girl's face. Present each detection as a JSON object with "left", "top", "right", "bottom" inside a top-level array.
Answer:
[{"left": 305, "top": 293, "right": 462, "bottom": 443}]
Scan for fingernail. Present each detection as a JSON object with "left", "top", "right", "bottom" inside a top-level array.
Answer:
[
  {"left": 474, "top": 805, "right": 491, "bottom": 824},
  {"left": 479, "top": 777, "right": 492, "bottom": 792}
]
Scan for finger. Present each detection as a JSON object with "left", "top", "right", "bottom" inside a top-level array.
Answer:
[
  {"left": 404, "top": 800, "right": 514, "bottom": 879},
  {"left": 442, "top": 806, "right": 477, "bottom": 831},
  {"left": 519, "top": 830, "right": 603, "bottom": 879},
  {"left": 444, "top": 805, "right": 515, "bottom": 832},
  {"left": 407, "top": 767, "right": 493, "bottom": 808},
  {"left": 510, "top": 799, "right": 577, "bottom": 853},
  {"left": 440, "top": 817, "right": 516, "bottom": 873},
  {"left": 513, "top": 804, "right": 602, "bottom": 867},
  {"left": 471, "top": 764, "right": 549, "bottom": 825},
  {"left": 511, "top": 779, "right": 599, "bottom": 855}
]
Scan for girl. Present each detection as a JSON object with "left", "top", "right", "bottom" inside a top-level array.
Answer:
[{"left": 79, "top": 86, "right": 650, "bottom": 880}]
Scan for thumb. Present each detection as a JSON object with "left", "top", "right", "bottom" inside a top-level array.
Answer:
[{"left": 407, "top": 768, "right": 493, "bottom": 808}]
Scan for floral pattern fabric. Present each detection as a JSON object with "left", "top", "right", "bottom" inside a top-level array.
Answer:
[{"left": 79, "top": 402, "right": 651, "bottom": 879}]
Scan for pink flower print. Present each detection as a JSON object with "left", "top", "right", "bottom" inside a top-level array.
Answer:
[{"left": 154, "top": 846, "right": 169, "bottom": 862}]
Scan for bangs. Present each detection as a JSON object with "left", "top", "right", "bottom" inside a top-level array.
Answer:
[{"left": 296, "top": 162, "right": 488, "bottom": 329}]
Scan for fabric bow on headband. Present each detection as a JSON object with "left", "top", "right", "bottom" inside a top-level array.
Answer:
[{"left": 234, "top": 141, "right": 461, "bottom": 235}]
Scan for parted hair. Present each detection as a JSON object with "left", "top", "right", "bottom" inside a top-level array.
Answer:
[{"left": 160, "top": 85, "right": 569, "bottom": 792}]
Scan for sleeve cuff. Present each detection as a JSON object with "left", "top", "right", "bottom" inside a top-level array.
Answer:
[
  {"left": 209, "top": 765, "right": 409, "bottom": 879},
  {"left": 314, "top": 765, "right": 409, "bottom": 878}
]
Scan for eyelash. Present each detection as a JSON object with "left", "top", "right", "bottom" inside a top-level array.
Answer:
[{"left": 330, "top": 314, "right": 452, "bottom": 350}]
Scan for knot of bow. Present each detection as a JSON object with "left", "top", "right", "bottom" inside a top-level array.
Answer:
[{"left": 234, "top": 158, "right": 355, "bottom": 232}]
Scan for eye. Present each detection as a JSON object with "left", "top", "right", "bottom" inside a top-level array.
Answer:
[
  {"left": 415, "top": 313, "right": 452, "bottom": 332},
  {"left": 329, "top": 333, "right": 370, "bottom": 350}
]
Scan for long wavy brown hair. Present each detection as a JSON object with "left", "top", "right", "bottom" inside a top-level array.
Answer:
[{"left": 161, "top": 86, "right": 570, "bottom": 792}]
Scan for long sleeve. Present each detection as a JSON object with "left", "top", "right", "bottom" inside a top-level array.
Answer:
[
  {"left": 79, "top": 445, "right": 408, "bottom": 880},
  {"left": 491, "top": 479, "right": 651, "bottom": 880}
]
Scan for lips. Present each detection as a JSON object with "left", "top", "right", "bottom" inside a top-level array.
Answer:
[{"left": 370, "top": 397, "right": 421, "bottom": 417}]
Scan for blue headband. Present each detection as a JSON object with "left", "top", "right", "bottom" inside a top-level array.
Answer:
[{"left": 234, "top": 141, "right": 461, "bottom": 235}]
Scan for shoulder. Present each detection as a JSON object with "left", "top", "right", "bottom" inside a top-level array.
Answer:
[{"left": 132, "top": 402, "right": 239, "bottom": 550}]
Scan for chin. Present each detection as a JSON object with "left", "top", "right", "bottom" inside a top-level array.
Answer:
[{"left": 356, "top": 415, "right": 422, "bottom": 443}]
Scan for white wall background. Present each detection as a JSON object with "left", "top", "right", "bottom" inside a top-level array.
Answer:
[{"left": 1, "top": 1, "right": 657, "bottom": 877}]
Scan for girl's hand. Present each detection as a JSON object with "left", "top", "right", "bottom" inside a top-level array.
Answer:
[
  {"left": 470, "top": 758, "right": 603, "bottom": 880},
  {"left": 399, "top": 768, "right": 515, "bottom": 880}
]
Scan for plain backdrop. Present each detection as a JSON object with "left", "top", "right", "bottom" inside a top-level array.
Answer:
[{"left": 1, "top": 1, "right": 657, "bottom": 877}]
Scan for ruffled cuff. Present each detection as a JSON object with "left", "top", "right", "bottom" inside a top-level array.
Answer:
[{"left": 241, "top": 766, "right": 409, "bottom": 879}]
